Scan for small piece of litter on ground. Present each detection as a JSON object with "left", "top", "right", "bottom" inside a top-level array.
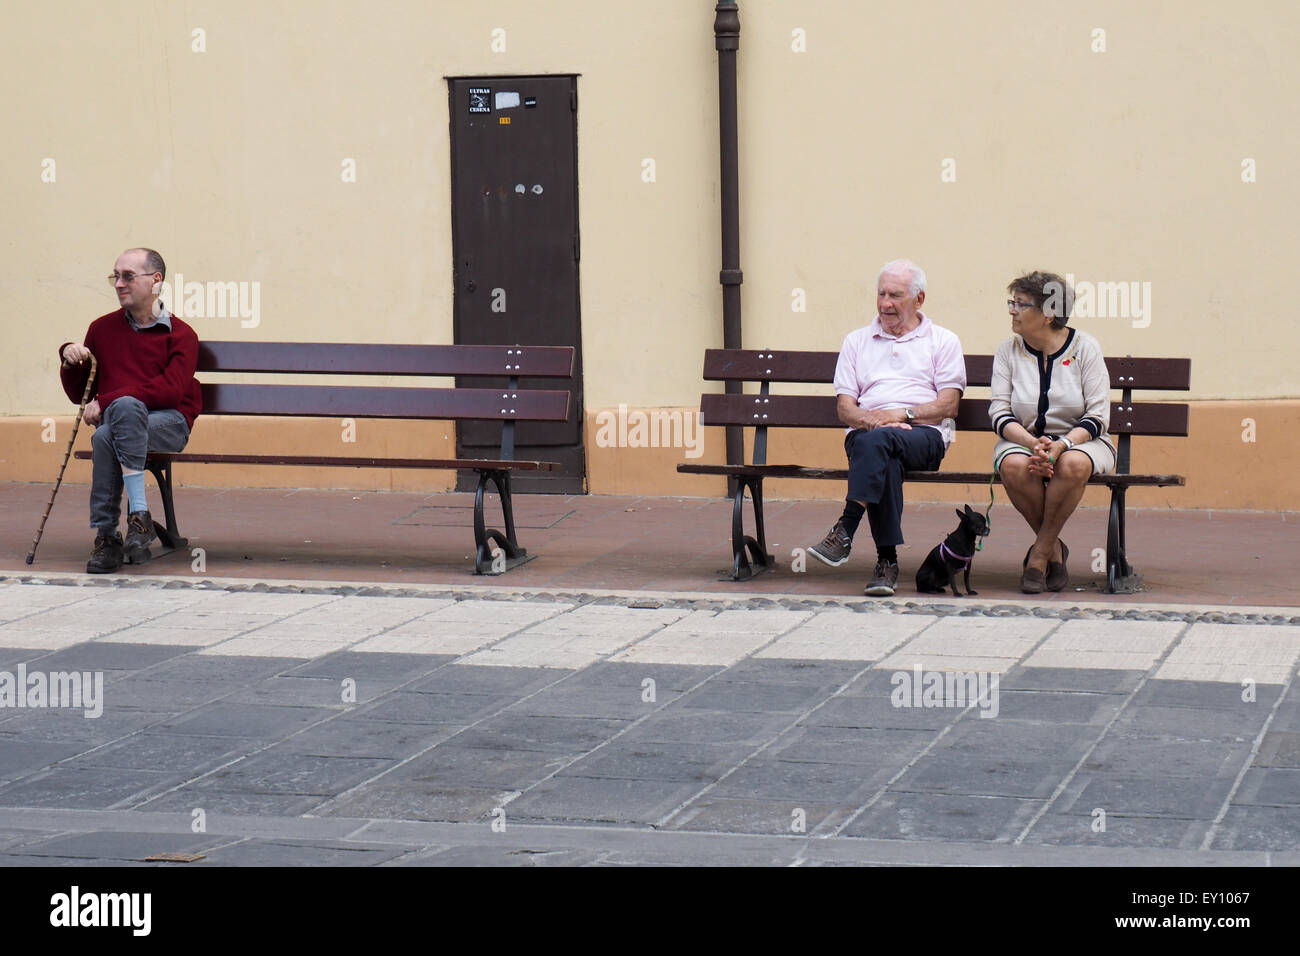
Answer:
[{"left": 629, "top": 600, "right": 662, "bottom": 609}]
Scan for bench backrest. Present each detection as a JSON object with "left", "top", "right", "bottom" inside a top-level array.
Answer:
[
  {"left": 196, "top": 341, "right": 573, "bottom": 421},
  {"left": 698, "top": 349, "right": 1191, "bottom": 472},
  {"left": 196, "top": 342, "right": 575, "bottom": 459}
]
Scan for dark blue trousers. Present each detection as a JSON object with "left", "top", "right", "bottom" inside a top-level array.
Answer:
[{"left": 844, "top": 426, "right": 945, "bottom": 548}]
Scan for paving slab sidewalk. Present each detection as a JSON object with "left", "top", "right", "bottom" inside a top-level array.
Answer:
[{"left": 0, "top": 575, "right": 1297, "bottom": 866}]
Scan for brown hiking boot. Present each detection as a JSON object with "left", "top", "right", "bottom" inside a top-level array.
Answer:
[
  {"left": 87, "top": 530, "right": 124, "bottom": 574},
  {"left": 809, "top": 520, "right": 853, "bottom": 567},
  {"left": 864, "top": 559, "right": 900, "bottom": 596},
  {"left": 124, "top": 510, "right": 156, "bottom": 564}
]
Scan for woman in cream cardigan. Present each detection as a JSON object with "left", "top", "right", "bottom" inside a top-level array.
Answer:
[{"left": 989, "top": 272, "right": 1116, "bottom": 593}]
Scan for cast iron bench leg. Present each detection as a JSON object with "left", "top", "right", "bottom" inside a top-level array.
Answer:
[
  {"left": 1105, "top": 484, "right": 1138, "bottom": 593},
  {"left": 727, "top": 476, "right": 775, "bottom": 581},
  {"left": 473, "top": 468, "right": 532, "bottom": 574},
  {"left": 145, "top": 458, "right": 188, "bottom": 558}
]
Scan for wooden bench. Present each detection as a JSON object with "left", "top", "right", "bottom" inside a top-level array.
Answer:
[
  {"left": 677, "top": 349, "right": 1190, "bottom": 593},
  {"left": 75, "top": 341, "right": 575, "bottom": 574}
]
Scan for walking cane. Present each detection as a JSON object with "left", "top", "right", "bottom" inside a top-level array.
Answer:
[{"left": 26, "top": 352, "right": 97, "bottom": 564}]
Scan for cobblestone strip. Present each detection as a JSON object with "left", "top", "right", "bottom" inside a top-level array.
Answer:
[{"left": 5, "top": 574, "right": 1299, "bottom": 627}]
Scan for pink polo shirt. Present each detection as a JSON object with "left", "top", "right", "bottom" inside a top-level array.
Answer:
[{"left": 833, "top": 313, "right": 967, "bottom": 445}]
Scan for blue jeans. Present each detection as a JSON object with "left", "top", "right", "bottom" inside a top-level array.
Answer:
[
  {"left": 844, "top": 426, "right": 945, "bottom": 548},
  {"left": 89, "top": 397, "right": 190, "bottom": 531}
]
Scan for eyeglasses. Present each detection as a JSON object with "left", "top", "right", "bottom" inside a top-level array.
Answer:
[
  {"left": 1007, "top": 299, "right": 1037, "bottom": 312},
  {"left": 107, "top": 271, "right": 159, "bottom": 285}
]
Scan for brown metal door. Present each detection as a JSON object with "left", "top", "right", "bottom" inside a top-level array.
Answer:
[{"left": 450, "top": 75, "right": 584, "bottom": 493}]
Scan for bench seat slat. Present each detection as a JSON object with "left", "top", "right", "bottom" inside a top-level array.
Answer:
[
  {"left": 701, "top": 350, "right": 1189, "bottom": 390},
  {"left": 700, "top": 394, "right": 1189, "bottom": 436},
  {"left": 1107, "top": 356, "right": 1191, "bottom": 390},
  {"left": 955, "top": 399, "right": 1189, "bottom": 435},
  {"left": 676, "top": 463, "right": 1185, "bottom": 486},
  {"left": 74, "top": 451, "right": 561, "bottom": 471},
  {"left": 197, "top": 342, "right": 575, "bottom": 378},
  {"left": 703, "top": 350, "right": 839, "bottom": 383},
  {"left": 200, "top": 384, "right": 570, "bottom": 421}
]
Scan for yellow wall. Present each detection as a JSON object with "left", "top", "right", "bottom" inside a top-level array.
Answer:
[
  {"left": 3, "top": 400, "right": 1294, "bottom": 511},
  {"left": 4, "top": 1, "right": 1297, "bottom": 506}
]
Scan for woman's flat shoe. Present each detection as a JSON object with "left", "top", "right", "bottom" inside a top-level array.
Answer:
[
  {"left": 1021, "top": 566, "right": 1047, "bottom": 594},
  {"left": 1046, "top": 541, "right": 1070, "bottom": 592}
]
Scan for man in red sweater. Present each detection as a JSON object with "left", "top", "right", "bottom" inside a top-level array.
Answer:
[{"left": 60, "top": 248, "right": 202, "bottom": 573}]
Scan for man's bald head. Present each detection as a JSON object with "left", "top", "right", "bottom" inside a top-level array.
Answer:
[{"left": 123, "top": 248, "right": 166, "bottom": 281}]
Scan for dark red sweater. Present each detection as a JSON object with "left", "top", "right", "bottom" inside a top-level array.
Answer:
[{"left": 59, "top": 310, "right": 203, "bottom": 428}]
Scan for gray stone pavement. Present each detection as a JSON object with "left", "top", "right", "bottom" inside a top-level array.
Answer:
[{"left": 0, "top": 574, "right": 1298, "bottom": 866}]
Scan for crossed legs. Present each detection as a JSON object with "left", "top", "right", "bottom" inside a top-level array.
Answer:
[
  {"left": 846, "top": 426, "right": 946, "bottom": 548},
  {"left": 998, "top": 450, "right": 1093, "bottom": 575},
  {"left": 89, "top": 397, "right": 189, "bottom": 532}
]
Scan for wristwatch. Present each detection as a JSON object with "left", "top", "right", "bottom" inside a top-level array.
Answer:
[{"left": 904, "top": 408, "right": 916, "bottom": 424}]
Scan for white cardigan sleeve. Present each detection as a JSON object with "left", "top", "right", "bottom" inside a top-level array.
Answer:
[
  {"left": 1074, "top": 332, "right": 1110, "bottom": 439},
  {"left": 988, "top": 337, "right": 1017, "bottom": 439}
]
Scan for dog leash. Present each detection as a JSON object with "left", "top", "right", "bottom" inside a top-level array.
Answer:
[
  {"left": 977, "top": 439, "right": 1042, "bottom": 552},
  {"left": 975, "top": 433, "right": 1065, "bottom": 553},
  {"left": 976, "top": 471, "right": 996, "bottom": 552}
]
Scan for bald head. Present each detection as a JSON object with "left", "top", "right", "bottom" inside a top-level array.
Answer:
[{"left": 124, "top": 248, "right": 166, "bottom": 281}]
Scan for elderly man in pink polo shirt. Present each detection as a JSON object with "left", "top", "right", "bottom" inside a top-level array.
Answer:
[{"left": 808, "top": 259, "right": 968, "bottom": 596}]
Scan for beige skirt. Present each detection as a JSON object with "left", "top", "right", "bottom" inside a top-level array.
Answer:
[{"left": 994, "top": 435, "right": 1117, "bottom": 477}]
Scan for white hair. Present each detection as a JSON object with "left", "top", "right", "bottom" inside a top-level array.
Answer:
[{"left": 878, "top": 259, "right": 927, "bottom": 296}]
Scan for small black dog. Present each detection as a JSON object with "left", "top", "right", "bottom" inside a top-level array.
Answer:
[{"left": 915, "top": 505, "right": 990, "bottom": 597}]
